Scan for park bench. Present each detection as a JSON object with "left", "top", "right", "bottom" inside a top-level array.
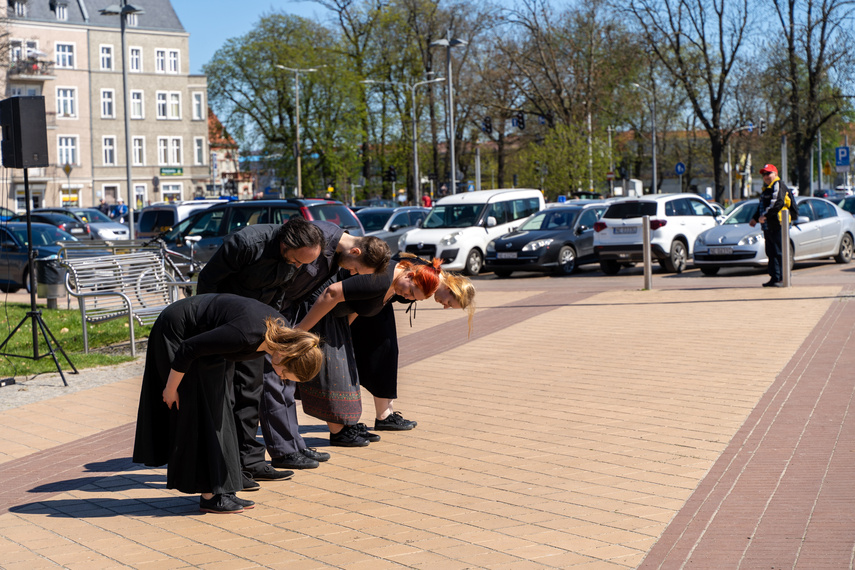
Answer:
[{"left": 60, "top": 251, "right": 191, "bottom": 357}]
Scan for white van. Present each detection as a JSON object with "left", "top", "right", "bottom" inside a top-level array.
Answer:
[
  {"left": 398, "top": 188, "right": 545, "bottom": 274},
  {"left": 137, "top": 199, "right": 229, "bottom": 238}
]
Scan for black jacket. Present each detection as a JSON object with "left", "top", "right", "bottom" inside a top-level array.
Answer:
[{"left": 753, "top": 178, "right": 786, "bottom": 228}]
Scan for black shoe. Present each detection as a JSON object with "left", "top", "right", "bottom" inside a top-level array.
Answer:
[
  {"left": 330, "top": 424, "right": 369, "bottom": 447},
  {"left": 374, "top": 411, "right": 418, "bottom": 431},
  {"left": 762, "top": 279, "right": 783, "bottom": 287},
  {"left": 225, "top": 493, "right": 255, "bottom": 510},
  {"left": 199, "top": 493, "right": 244, "bottom": 514},
  {"left": 355, "top": 423, "right": 381, "bottom": 442},
  {"left": 245, "top": 463, "right": 294, "bottom": 481},
  {"left": 272, "top": 452, "right": 319, "bottom": 470},
  {"left": 241, "top": 471, "right": 260, "bottom": 492},
  {"left": 302, "top": 447, "right": 330, "bottom": 462}
]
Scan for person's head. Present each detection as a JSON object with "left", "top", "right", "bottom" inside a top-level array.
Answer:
[
  {"left": 393, "top": 258, "right": 442, "bottom": 301},
  {"left": 277, "top": 217, "right": 324, "bottom": 268},
  {"left": 760, "top": 164, "right": 779, "bottom": 184},
  {"left": 263, "top": 316, "right": 323, "bottom": 382},
  {"left": 436, "top": 271, "right": 476, "bottom": 333},
  {"left": 337, "top": 235, "right": 390, "bottom": 275},
  {"left": 117, "top": 197, "right": 124, "bottom": 203}
]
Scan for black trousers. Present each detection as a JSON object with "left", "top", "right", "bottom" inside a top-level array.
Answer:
[
  {"left": 764, "top": 224, "right": 783, "bottom": 282},
  {"left": 231, "top": 358, "right": 267, "bottom": 470}
]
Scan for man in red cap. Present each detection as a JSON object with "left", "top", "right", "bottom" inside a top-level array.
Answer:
[{"left": 749, "top": 163, "right": 791, "bottom": 287}]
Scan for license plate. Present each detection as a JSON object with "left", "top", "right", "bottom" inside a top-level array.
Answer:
[
  {"left": 70, "top": 228, "right": 84, "bottom": 234},
  {"left": 497, "top": 252, "right": 517, "bottom": 259},
  {"left": 710, "top": 247, "right": 733, "bottom": 255},
  {"left": 614, "top": 227, "right": 637, "bottom": 234}
]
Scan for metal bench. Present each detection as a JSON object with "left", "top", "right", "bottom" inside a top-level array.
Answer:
[{"left": 60, "top": 251, "right": 191, "bottom": 356}]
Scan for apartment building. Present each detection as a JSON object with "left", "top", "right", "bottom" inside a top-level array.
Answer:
[{"left": 2, "top": 0, "right": 209, "bottom": 212}]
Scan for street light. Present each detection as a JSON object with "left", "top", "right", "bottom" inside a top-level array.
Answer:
[
  {"left": 99, "top": 1, "right": 144, "bottom": 239},
  {"left": 275, "top": 65, "right": 324, "bottom": 197},
  {"left": 431, "top": 31, "right": 468, "bottom": 194},
  {"left": 632, "top": 82, "right": 657, "bottom": 194},
  {"left": 362, "top": 76, "right": 446, "bottom": 205}
]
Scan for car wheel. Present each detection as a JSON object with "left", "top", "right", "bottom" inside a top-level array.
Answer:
[
  {"left": 464, "top": 249, "right": 483, "bottom": 275},
  {"left": 493, "top": 270, "right": 512, "bottom": 278},
  {"left": 700, "top": 266, "right": 720, "bottom": 276},
  {"left": 554, "top": 246, "right": 577, "bottom": 275},
  {"left": 661, "top": 240, "right": 687, "bottom": 273},
  {"left": 0, "top": 282, "right": 20, "bottom": 293},
  {"left": 835, "top": 233, "right": 853, "bottom": 264},
  {"left": 599, "top": 260, "right": 621, "bottom": 275},
  {"left": 789, "top": 243, "right": 795, "bottom": 272}
]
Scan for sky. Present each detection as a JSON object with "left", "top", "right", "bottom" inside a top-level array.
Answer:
[{"left": 172, "top": 1, "right": 330, "bottom": 75}]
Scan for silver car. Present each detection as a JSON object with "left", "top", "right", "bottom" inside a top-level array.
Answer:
[
  {"left": 356, "top": 206, "right": 429, "bottom": 253},
  {"left": 36, "top": 207, "right": 130, "bottom": 240},
  {"left": 693, "top": 197, "right": 855, "bottom": 275}
]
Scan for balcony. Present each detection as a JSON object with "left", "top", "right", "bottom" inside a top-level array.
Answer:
[{"left": 8, "top": 58, "right": 56, "bottom": 80}]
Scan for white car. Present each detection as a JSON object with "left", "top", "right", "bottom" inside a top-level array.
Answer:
[
  {"left": 398, "top": 189, "right": 545, "bottom": 275},
  {"left": 593, "top": 194, "right": 718, "bottom": 274}
]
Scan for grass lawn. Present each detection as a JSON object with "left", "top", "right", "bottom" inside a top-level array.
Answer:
[{"left": 0, "top": 302, "right": 151, "bottom": 378}]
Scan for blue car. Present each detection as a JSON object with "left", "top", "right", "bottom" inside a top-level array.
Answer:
[
  {"left": 0, "top": 206, "right": 15, "bottom": 222},
  {"left": 0, "top": 222, "right": 79, "bottom": 292}
]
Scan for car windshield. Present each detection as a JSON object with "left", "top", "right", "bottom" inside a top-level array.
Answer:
[
  {"left": 11, "top": 225, "right": 78, "bottom": 246},
  {"left": 75, "top": 209, "right": 112, "bottom": 223},
  {"left": 139, "top": 210, "right": 178, "bottom": 233},
  {"left": 519, "top": 210, "right": 577, "bottom": 231},
  {"left": 308, "top": 204, "right": 363, "bottom": 231},
  {"left": 423, "top": 204, "right": 486, "bottom": 229},
  {"left": 723, "top": 201, "right": 758, "bottom": 225},
  {"left": 603, "top": 201, "right": 657, "bottom": 219},
  {"left": 356, "top": 210, "right": 392, "bottom": 232},
  {"left": 0, "top": 206, "right": 14, "bottom": 218}
]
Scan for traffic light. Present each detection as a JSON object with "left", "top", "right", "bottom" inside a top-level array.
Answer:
[
  {"left": 389, "top": 166, "right": 397, "bottom": 181},
  {"left": 483, "top": 116, "right": 492, "bottom": 134},
  {"left": 517, "top": 111, "right": 525, "bottom": 130},
  {"left": 759, "top": 118, "right": 767, "bottom": 134}
]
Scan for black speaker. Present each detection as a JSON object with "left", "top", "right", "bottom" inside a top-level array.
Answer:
[{"left": 0, "top": 96, "right": 49, "bottom": 169}]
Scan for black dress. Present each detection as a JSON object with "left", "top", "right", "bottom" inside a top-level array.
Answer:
[{"left": 132, "top": 294, "right": 282, "bottom": 495}]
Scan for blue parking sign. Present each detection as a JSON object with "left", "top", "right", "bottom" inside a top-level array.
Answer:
[{"left": 836, "top": 146, "right": 850, "bottom": 172}]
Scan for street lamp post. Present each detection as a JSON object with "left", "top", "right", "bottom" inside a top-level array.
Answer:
[
  {"left": 632, "top": 82, "right": 657, "bottom": 194},
  {"left": 362, "top": 77, "right": 445, "bottom": 205},
  {"left": 275, "top": 65, "right": 323, "bottom": 198},
  {"left": 100, "top": 1, "right": 144, "bottom": 239},
  {"left": 430, "top": 31, "right": 467, "bottom": 194}
]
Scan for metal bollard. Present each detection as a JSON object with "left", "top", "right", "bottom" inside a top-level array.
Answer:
[
  {"left": 643, "top": 215, "right": 653, "bottom": 290},
  {"left": 781, "top": 209, "right": 791, "bottom": 287}
]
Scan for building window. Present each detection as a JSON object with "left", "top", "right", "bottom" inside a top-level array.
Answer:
[
  {"left": 129, "top": 47, "right": 141, "bottom": 72},
  {"left": 170, "top": 137, "right": 182, "bottom": 165},
  {"left": 162, "top": 183, "right": 181, "bottom": 202},
  {"left": 156, "top": 92, "right": 167, "bottom": 119},
  {"left": 158, "top": 137, "right": 182, "bottom": 165},
  {"left": 158, "top": 138, "right": 169, "bottom": 165},
  {"left": 55, "top": 4, "right": 67, "bottom": 20},
  {"left": 194, "top": 138, "right": 205, "bottom": 165},
  {"left": 192, "top": 92, "right": 204, "bottom": 120},
  {"left": 103, "top": 137, "right": 117, "bottom": 166},
  {"left": 132, "top": 137, "right": 145, "bottom": 166},
  {"left": 130, "top": 90, "right": 144, "bottom": 119},
  {"left": 56, "top": 87, "right": 76, "bottom": 117},
  {"left": 58, "top": 136, "right": 78, "bottom": 165},
  {"left": 11, "top": 85, "right": 39, "bottom": 96},
  {"left": 155, "top": 49, "right": 166, "bottom": 73},
  {"left": 10, "top": 40, "right": 22, "bottom": 61},
  {"left": 100, "top": 46, "right": 113, "bottom": 70},
  {"left": 101, "top": 89, "right": 115, "bottom": 118},
  {"left": 55, "top": 43, "right": 75, "bottom": 68},
  {"left": 14, "top": 1, "right": 26, "bottom": 17},
  {"left": 169, "top": 92, "right": 181, "bottom": 119},
  {"left": 168, "top": 50, "right": 179, "bottom": 73},
  {"left": 127, "top": 13, "right": 138, "bottom": 27}
]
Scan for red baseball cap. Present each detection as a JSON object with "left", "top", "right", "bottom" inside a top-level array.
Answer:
[{"left": 760, "top": 164, "right": 778, "bottom": 175}]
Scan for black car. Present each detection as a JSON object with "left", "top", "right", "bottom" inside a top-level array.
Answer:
[
  {"left": 0, "top": 222, "right": 79, "bottom": 292},
  {"left": 484, "top": 204, "right": 607, "bottom": 277},
  {"left": 9, "top": 212, "right": 89, "bottom": 238},
  {"left": 160, "top": 198, "right": 365, "bottom": 268}
]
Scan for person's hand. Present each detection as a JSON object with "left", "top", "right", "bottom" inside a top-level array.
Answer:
[
  {"left": 163, "top": 387, "right": 179, "bottom": 410},
  {"left": 749, "top": 219, "right": 757, "bottom": 227},
  {"left": 758, "top": 215, "right": 766, "bottom": 224}
]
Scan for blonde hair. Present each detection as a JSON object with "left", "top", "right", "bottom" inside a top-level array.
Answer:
[
  {"left": 264, "top": 317, "right": 323, "bottom": 382},
  {"left": 440, "top": 271, "right": 476, "bottom": 334}
]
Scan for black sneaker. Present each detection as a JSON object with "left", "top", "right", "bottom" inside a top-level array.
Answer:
[
  {"left": 241, "top": 471, "right": 260, "bottom": 492},
  {"left": 762, "top": 279, "right": 783, "bottom": 287},
  {"left": 199, "top": 493, "right": 244, "bottom": 514},
  {"left": 272, "top": 452, "right": 319, "bottom": 470},
  {"left": 246, "top": 463, "right": 294, "bottom": 481},
  {"left": 225, "top": 493, "right": 255, "bottom": 510},
  {"left": 374, "top": 411, "right": 418, "bottom": 431},
  {"left": 355, "top": 423, "right": 381, "bottom": 442},
  {"left": 330, "top": 425, "right": 369, "bottom": 447},
  {"left": 302, "top": 447, "right": 330, "bottom": 462}
]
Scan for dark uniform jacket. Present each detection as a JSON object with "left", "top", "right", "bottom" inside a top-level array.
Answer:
[{"left": 753, "top": 178, "right": 787, "bottom": 229}]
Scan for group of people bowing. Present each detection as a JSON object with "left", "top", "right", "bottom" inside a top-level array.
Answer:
[{"left": 133, "top": 217, "right": 476, "bottom": 513}]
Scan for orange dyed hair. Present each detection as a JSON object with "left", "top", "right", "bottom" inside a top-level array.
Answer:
[{"left": 398, "top": 258, "right": 442, "bottom": 297}]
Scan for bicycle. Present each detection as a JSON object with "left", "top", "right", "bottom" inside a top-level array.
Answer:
[{"left": 137, "top": 236, "right": 205, "bottom": 301}]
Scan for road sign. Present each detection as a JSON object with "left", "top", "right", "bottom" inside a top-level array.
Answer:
[
  {"left": 557, "top": 195, "right": 567, "bottom": 203},
  {"left": 747, "top": 121, "right": 754, "bottom": 133},
  {"left": 467, "top": 181, "right": 475, "bottom": 192},
  {"left": 836, "top": 146, "right": 851, "bottom": 173},
  {"left": 824, "top": 160, "right": 832, "bottom": 177},
  {"left": 675, "top": 162, "right": 686, "bottom": 176},
  {"left": 606, "top": 171, "right": 615, "bottom": 181},
  {"left": 62, "top": 163, "right": 72, "bottom": 176}
]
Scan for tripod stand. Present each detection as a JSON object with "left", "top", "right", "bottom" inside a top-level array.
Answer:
[{"left": 0, "top": 168, "right": 77, "bottom": 386}]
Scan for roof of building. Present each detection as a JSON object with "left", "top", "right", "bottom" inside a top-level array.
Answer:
[{"left": 8, "top": 0, "right": 186, "bottom": 33}]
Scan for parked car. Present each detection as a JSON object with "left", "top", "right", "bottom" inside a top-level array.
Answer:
[
  {"left": 485, "top": 203, "right": 608, "bottom": 277},
  {"left": 356, "top": 206, "right": 429, "bottom": 253},
  {"left": 0, "top": 206, "right": 15, "bottom": 221},
  {"left": 0, "top": 222, "right": 79, "bottom": 292},
  {"left": 35, "top": 207, "right": 130, "bottom": 240},
  {"left": 398, "top": 189, "right": 546, "bottom": 275},
  {"left": 9, "top": 211, "right": 89, "bottom": 238},
  {"left": 814, "top": 189, "right": 841, "bottom": 200},
  {"left": 355, "top": 198, "right": 397, "bottom": 208},
  {"left": 136, "top": 199, "right": 230, "bottom": 239},
  {"left": 593, "top": 193, "right": 718, "bottom": 274},
  {"left": 160, "top": 198, "right": 365, "bottom": 268},
  {"left": 693, "top": 197, "right": 855, "bottom": 275},
  {"left": 836, "top": 196, "right": 855, "bottom": 215}
]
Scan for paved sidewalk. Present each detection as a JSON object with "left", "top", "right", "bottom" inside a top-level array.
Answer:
[{"left": 0, "top": 278, "right": 852, "bottom": 568}]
